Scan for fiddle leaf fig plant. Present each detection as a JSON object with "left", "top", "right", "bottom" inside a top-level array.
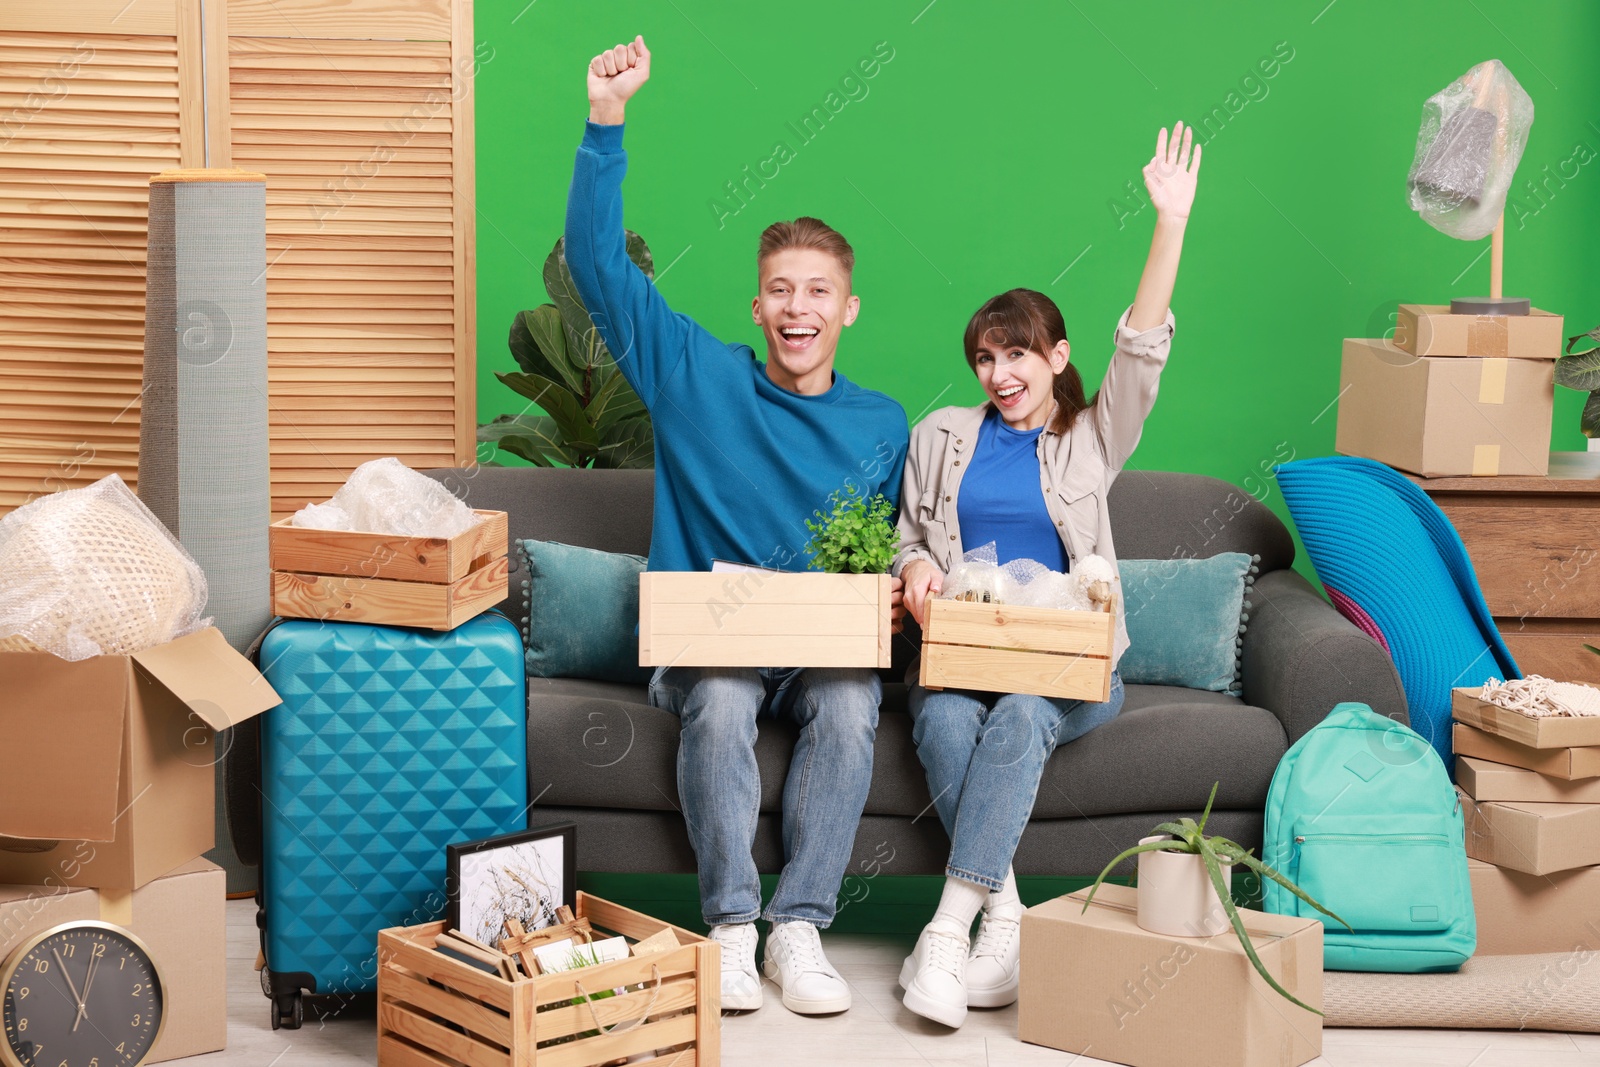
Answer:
[
  {"left": 1557, "top": 326, "right": 1600, "bottom": 441},
  {"left": 803, "top": 483, "right": 899, "bottom": 574},
  {"left": 478, "top": 233, "right": 655, "bottom": 469},
  {"left": 1082, "top": 782, "right": 1352, "bottom": 1016}
]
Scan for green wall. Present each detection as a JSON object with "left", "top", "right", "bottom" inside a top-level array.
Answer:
[{"left": 472, "top": 0, "right": 1600, "bottom": 570}]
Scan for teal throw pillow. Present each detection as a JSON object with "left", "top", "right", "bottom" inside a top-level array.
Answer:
[
  {"left": 518, "top": 539, "right": 651, "bottom": 686},
  {"left": 1118, "top": 552, "right": 1258, "bottom": 694}
]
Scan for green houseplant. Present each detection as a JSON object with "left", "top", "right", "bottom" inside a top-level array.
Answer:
[
  {"left": 803, "top": 483, "right": 899, "bottom": 574},
  {"left": 1082, "top": 783, "right": 1351, "bottom": 1015},
  {"left": 1557, "top": 325, "right": 1600, "bottom": 446},
  {"left": 478, "top": 233, "right": 655, "bottom": 468}
]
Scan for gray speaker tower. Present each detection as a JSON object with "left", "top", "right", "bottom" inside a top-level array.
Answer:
[{"left": 139, "top": 169, "right": 272, "bottom": 894}]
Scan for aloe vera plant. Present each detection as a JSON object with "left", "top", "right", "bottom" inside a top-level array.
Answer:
[{"left": 1082, "top": 782, "right": 1352, "bottom": 1015}]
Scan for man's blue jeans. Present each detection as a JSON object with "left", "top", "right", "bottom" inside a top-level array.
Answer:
[
  {"left": 907, "top": 672, "right": 1125, "bottom": 890},
  {"left": 649, "top": 665, "right": 879, "bottom": 928}
]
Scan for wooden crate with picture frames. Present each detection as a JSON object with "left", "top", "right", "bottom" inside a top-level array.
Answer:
[
  {"left": 376, "top": 892, "right": 719, "bottom": 1067},
  {"left": 639, "top": 571, "right": 893, "bottom": 668},
  {"left": 920, "top": 599, "right": 1115, "bottom": 702}
]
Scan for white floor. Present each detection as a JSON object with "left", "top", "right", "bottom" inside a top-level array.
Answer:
[{"left": 200, "top": 899, "right": 1600, "bottom": 1067}]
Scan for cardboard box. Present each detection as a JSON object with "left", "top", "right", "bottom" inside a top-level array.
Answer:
[
  {"left": 0, "top": 858, "right": 227, "bottom": 1063},
  {"left": 920, "top": 598, "right": 1115, "bottom": 701},
  {"left": 1457, "top": 756, "right": 1600, "bottom": 803},
  {"left": 1018, "top": 884, "right": 1322, "bottom": 1067},
  {"left": 1454, "top": 723, "right": 1600, "bottom": 780},
  {"left": 1462, "top": 796, "right": 1600, "bottom": 875},
  {"left": 0, "top": 627, "right": 281, "bottom": 888},
  {"left": 639, "top": 571, "right": 892, "bottom": 668},
  {"left": 1469, "top": 858, "right": 1600, "bottom": 955},
  {"left": 1335, "top": 338, "right": 1554, "bottom": 477},
  {"left": 1452, "top": 687, "right": 1600, "bottom": 748},
  {"left": 1393, "top": 304, "right": 1564, "bottom": 360}
]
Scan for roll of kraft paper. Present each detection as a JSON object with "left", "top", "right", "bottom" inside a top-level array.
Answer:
[{"left": 138, "top": 169, "right": 271, "bottom": 654}]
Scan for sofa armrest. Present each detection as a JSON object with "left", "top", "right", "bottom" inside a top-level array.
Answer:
[{"left": 1240, "top": 568, "right": 1408, "bottom": 745}]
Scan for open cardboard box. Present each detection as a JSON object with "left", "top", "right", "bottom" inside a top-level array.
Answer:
[
  {"left": 0, "top": 627, "right": 281, "bottom": 889},
  {"left": 0, "top": 858, "right": 227, "bottom": 1062}
]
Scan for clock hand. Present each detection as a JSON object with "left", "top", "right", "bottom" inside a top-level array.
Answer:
[
  {"left": 74, "top": 950, "right": 102, "bottom": 1032},
  {"left": 51, "top": 947, "right": 88, "bottom": 1031}
]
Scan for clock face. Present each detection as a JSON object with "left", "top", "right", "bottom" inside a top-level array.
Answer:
[{"left": 1, "top": 923, "right": 164, "bottom": 1067}]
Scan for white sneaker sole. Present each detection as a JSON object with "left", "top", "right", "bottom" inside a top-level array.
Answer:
[
  {"left": 898, "top": 954, "right": 968, "bottom": 1028},
  {"left": 760, "top": 959, "right": 851, "bottom": 1014},
  {"left": 965, "top": 973, "right": 1019, "bottom": 1009},
  {"left": 721, "top": 977, "right": 764, "bottom": 1012}
]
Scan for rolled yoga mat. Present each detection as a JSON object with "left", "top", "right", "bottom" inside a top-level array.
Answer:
[
  {"left": 138, "top": 168, "right": 272, "bottom": 894},
  {"left": 1326, "top": 953, "right": 1600, "bottom": 1032}
]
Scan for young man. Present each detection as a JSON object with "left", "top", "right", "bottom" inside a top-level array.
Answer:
[{"left": 565, "top": 36, "right": 909, "bottom": 1016}]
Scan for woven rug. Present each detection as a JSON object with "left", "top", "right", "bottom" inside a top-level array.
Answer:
[{"left": 1326, "top": 953, "right": 1600, "bottom": 1031}]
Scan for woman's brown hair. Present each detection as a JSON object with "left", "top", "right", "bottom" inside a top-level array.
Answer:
[{"left": 962, "top": 288, "right": 1090, "bottom": 434}]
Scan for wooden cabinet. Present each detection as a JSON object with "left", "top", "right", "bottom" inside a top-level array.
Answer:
[{"left": 1414, "top": 452, "right": 1600, "bottom": 685}]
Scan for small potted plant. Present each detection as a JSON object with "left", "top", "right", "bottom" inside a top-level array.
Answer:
[
  {"left": 1082, "top": 783, "right": 1351, "bottom": 1015},
  {"left": 802, "top": 483, "right": 899, "bottom": 574}
]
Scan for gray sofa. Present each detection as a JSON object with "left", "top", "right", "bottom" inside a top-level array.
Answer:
[{"left": 425, "top": 466, "right": 1406, "bottom": 880}]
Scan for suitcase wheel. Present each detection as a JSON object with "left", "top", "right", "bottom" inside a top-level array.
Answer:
[{"left": 271, "top": 991, "right": 303, "bottom": 1031}]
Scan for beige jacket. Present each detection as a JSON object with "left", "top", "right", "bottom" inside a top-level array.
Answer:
[{"left": 891, "top": 303, "right": 1176, "bottom": 667}]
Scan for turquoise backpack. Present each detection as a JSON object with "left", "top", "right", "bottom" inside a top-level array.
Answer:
[{"left": 1262, "top": 702, "right": 1475, "bottom": 972}]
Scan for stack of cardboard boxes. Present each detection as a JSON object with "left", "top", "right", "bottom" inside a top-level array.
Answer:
[
  {"left": 0, "top": 627, "right": 281, "bottom": 1061},
  {"left": 1452, "top": 686, "right": 1600, "bottom": 954},
  {"left": 1337, "top": 304, "right": 1564, "bottom": 477}
]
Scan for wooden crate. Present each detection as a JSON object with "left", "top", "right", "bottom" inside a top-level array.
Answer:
[
  {"left": 920, "top": 599, "right": 1115, "bottom": 701},
  {"left": 269, "top": 510, "right": 509, "bottom": 630},
  {"left": 270, "top": 511, "right": 508, "bottom": 583},
  {"left": 377, "top": 892, "right": 719, "bottom": 1067},
  {"left": 639, "top": 572, "right": 892, "bottom": 668}
]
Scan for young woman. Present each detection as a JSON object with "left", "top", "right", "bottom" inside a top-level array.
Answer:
[{"left": 891, "top": 122, "right": 1201, "bottom": 1029}]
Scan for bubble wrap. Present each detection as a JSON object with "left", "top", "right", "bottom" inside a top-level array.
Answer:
[
  {"left": 0, "top": 474, "right": 210, "bottom": 660},
  {"left": 939, "top": 542, "right": 1118, "bottom": 613},
  {"left": 291, "top": 457, "right": 478, "bottom": 537},
  {"left": 1407, "top": 59, "right": 1534, "bottom": 241}
]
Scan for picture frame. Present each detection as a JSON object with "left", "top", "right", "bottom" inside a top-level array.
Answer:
[{"left": 446, "top": 822, "right": 577, "bottom": 947}]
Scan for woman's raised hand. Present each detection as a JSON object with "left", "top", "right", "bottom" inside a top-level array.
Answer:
[{"left": 1142, "top": 121, "right": 1201, "bottom": 221}]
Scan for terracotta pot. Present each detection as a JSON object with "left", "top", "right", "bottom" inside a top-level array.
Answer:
[{"left": 1135, "top": 835, "right": 1233, "bottom": 937}]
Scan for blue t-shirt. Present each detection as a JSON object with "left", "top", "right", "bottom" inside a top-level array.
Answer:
[
  {"left": 563, "top": 122, "right": 909, "bottom": 572},
  {"left": 957, "top": 410, "right": 1070, "bottom": 572}
]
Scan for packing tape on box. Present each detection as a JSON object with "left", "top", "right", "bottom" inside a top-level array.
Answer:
[
  {"left": 1466, "top": 318, "right": 1510, "bottom": 358},
  {"left": 1472, "top": 445, "right": 1501, "bottom": 477},
  {"left": 1478, "top": 358, "right": 1508, "bottom": 404},
  {"left": 98, "top": 889, "right": 132, "bottom": 926}
]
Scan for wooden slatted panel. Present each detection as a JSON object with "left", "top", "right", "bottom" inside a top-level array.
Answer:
[
  {"left": 0, "top": 29, "right": 184, "bottom": 510},
  {"left": 228, "top": 36, "right": 468, "bottom": 518}
]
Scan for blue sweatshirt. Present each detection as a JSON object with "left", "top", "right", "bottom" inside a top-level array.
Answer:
[{"left": 563, "top": 122, "right": 909, "bottom": 573}]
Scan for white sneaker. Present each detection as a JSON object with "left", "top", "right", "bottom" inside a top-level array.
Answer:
[
  {"left": 966, "top": 902, "right": 1022, "bottom": 1008},
  {"left": 898, "top": 918, "right": 970, "bottom": 1028},
  {"left": 761, "top": 921, "right": 851, "bottom": 1014},
  {"left": 708, "top": 923, "right": 763, "bottom": 1011}
]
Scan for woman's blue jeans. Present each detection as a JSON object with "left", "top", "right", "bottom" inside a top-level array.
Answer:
[{"left": 907, "top": 672, "right": 1125, "bottom": 890}]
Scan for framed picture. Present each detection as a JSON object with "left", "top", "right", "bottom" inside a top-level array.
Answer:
[{"left": 446, "top": 822, "right": 577, "bottom": 947}]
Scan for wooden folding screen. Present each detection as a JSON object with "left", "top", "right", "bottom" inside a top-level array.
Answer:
[{"left": 0, "top": 0, "right": 476, "bottom": 516}]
